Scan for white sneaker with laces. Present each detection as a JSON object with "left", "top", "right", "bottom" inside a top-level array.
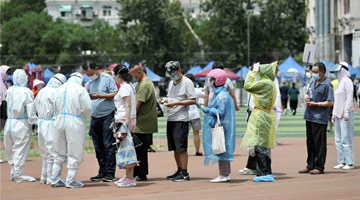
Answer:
[
  {"left": 333, "top": 164, "right": 345, "bottom": 169},
  {"left": 239, "top": 168, "right": 256, "bottom": 175},
  {"left": 342, "top": 165, "right": 354, "bottom": 170}
]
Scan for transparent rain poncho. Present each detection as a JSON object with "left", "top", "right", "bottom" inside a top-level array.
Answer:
[
  {"left": 203, "top": 86, "right": 236, "bottom": 166},
  {"left": 240, "top": 61, "right": 277, "bottom": 151}
]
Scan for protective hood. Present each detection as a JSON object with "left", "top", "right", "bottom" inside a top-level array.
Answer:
[
  {"left": 0, "top": 65, "right": 11, "bottom": 102},
  {"left": 47, "top": 73, "right": 67, "bottom": 88},
  {"left": 259, "top": 61, "right": 277, "bottom": 81},
  {"left": 33, "top": 79, "right": 45, "bottom": 89},
  {"left": 68, "top": 72, "right": 83, "bottom": 85},
  {"left": 13, "top": 69, "right": 28, "bottom": 87},
  {"left": 337, "top": 67, "right": 350, "bottom": 83}
]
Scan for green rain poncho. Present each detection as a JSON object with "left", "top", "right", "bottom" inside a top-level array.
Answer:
[{"left": 240, "top": 61, "right": 277, "bottom": 150}]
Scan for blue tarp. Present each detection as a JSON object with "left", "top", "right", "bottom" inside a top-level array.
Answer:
[
  {"left": 123, "top": 62, "right": 130, "bottom": 68},
  {"left": 43, "top": 68, "right": 55, "bottom": 83},
  {"left": 236, "top": 66, "right": 248, "bottom": 79},
  {"left": 279, "top": 56, "right": 304, "bottom": 74},
  {"left": 203, "top": 61, "right": 214, "bottom": 70},
  {"left": 350, "top": 67, "right": 360, "bottom": 78},
  {"left": 186, "top": 65, "right": 202, "bottom": 75},
  {"left": 145, "top": 67, "right": 165, "bottom": 82}
]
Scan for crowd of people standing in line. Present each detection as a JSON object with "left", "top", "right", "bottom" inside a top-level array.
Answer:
[{"left": 0, "top": 59, "right": 356, "bottom": 188}]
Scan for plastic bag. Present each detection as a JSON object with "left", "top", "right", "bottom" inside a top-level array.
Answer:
[
  {"left": 211, "top": 112, "right": 226, "bottom": 154},
  {"left": 117, "top": 133, "right": 139, "bottom": 169}
]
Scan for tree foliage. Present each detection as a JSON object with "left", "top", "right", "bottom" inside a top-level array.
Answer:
[{"left": 0, "top": 0, "right": 46, "bottom": 24}]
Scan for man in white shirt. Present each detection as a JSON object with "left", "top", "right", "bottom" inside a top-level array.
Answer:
[
  {"left": 185, "top": 74, "right": 205, "bottom": 156},
  {"left": 204, "top": 62, "right": 239, "bottom": 111}
]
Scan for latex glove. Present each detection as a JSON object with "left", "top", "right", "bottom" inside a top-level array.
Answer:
[
  {"left": 209, "top": 117, "right": 216, "bottom": 127},
  {"left": 344, "top": 114, "right": 349, "bottom": 121},
  {"left": 202, "top": 107, "right": 210, "bottom": 114},
  {"left": 302, "top": 81, "right": 308, "bottom": 87},
  {"left": 331, "top": 116, "right": 335, "bottom": 124}
]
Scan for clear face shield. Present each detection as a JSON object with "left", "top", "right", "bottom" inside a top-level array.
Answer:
[{"left": 205, "top": 75, "right": 216, "bottom": 89}]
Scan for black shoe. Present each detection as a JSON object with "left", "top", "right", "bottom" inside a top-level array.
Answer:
[
  {"left": 166, "top": 171, "right": 181, "bottom": 180},
  {"left": 148, "top": 147, "right": 156, "bottom": 152},
  {"left": 103, "top": 174, "right": 116, "bottom": 182},
  {"left": 135, "top": 176, "right": 147, "bottom": 181},
  {"left": 195, "top": 152, "right": 203, "bottom": 156},
  {"left": 172, "top": 172, "right": 190, "bottom": 182},
  {"left": 90, "top": 173, "right": 106, "bottom": 181}
]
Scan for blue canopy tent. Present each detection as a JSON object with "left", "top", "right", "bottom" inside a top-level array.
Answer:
[
  {"left": 123, "top": 62, "right": 130, "bottom": 68},
  {"left": 64, "top": 67, "right": 81, "bottom": 78},
  {"left": 348, "top": 64, "right": 354, "bottom": 72},
  {"left": 321, "top": 59, "right": 328, "bottom": 67},
  {"left": 279, "top": 56, "right": 304, "bottom": 82},
  {"left": 145, "top": 67, "right": 165, "bottom": 82},
  {"left": 328, "top": 62, "right": 335, "bottom": 69},
  {"left": 186, "top": 65, "right": 202, "bottom": 75},
  {"left": 236, "top": 66, "right": 249, "bottom": 80},
  {"left": 350, "top": 67, "right": 360, "bottom": 78},
  {"left": 203, "top": 61, "right": 214, "bottom": 70},
  {"left": 43, "top": 68, "right": 55, "bottom": 83}
]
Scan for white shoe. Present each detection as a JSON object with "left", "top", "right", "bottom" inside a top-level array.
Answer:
[
  {"left": 0, "top": 159, "right": 3, "bottom": 163},
  {"left": 342, "top": 165, "right": 354, "bottom": 170},
  {"left": 15, "top": 175, "right": 36, "bottom": 182},
  {"left": 40, "top": 179, "right": 47, "bottom": 184},
  {"left": 210, "top": 176, "right": 228, "bottom": 183},
  {"left": 226, "top": 176, "right": 230, "bottom": 181},
  {"left": 333, "top": 164, "right": 345, "bottom": 169},
  {"left": 239, "top": 168, "right": 256, "bottom": 175}
]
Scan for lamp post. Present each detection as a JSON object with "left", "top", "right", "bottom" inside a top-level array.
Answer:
[{"left": 244, "top": 1, "right": 254, "bottom": 107}]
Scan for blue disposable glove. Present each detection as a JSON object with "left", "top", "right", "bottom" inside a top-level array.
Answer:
[
  {"left": 202, "top": 107, "right": 210, "bottom": 113},
  {"left": 302, "top": 81, "right": 308, "bottom": 87}
]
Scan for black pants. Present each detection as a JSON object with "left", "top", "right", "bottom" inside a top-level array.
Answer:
[
  {"left": 281, "top": 98, "right": 288, "bottom": 110},
  {"left": 90, "top": 113, "right": 116, "bottom": 175},
  {"left": 133, "top": 133, "right": 150, "bottom": 178},
  {"left": 290, "top": 100, "right": 298, "bottom": 115},
  {"left": 246, "top": 146, "right": 272, "bottom": 176},
  {"left": 306, "top": 121, "right": 327, "bottom": 171}
]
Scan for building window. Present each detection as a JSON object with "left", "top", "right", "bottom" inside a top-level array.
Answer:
[
  {"left": 344, "top": 0, "right": 350, "bottom": 14},
  {"left": 103, "top": 6, "right": 112, "bottom": 17},
  {"left": 61, "top": 12, "right": 71, "bottom": 18},
  {"left": 82, "top": 9, "right": 92, "bottom": 18}
]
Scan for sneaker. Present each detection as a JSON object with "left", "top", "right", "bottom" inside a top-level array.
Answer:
[
  {"left": 114, "top": 176, "right": 126, "bottom": 186},
  {"left": 40, "top": 179, "right": 47, "bottom": 184},
  {"left": 276, "top": 141, "right": 282, "bottom": 146},
  {"left": 90, "top": 173, "right": 106, "bottom": 181},
  {"left": 0, "top": 159, "right": 3, "bottom": 163},
  {"left": 195, "top": 152, "right": 203, "bottom": 156},
  {"left": 103, "top": 174, "right": 116, "bottom": 182},
  {"left": 210, "top": 176, "right": 228, "bottom": 183},
  {"left": 66, "top": 181, "right": 84, "bottom": 188},
  {"left": 166, "top": 171, "right": 180, "bottom": 180},
  {"left": 148, "top": 147, "right": 156, "bottom": 152},
  {"left": 333, "top": 163, "right": 345, "bottom": 169},
  {"left": 118, "top": 178, "right": 136, "bottom": 187},
  {"left": 239, "top": 168, "right": 256, "bottom": 175},
  {"left": 172, "top": 172, "right": 190, "bottom": 182},
  {"left": 342, "top": 165, "right": 354, "bottom": 170}
]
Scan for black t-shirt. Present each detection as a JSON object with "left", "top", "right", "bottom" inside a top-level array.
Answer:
[
  {"left": 159, "top": 84, "right": 167, "bottom": 97},
  {"left": 280, "top": 86, "right": 289, "bottom": 99}
]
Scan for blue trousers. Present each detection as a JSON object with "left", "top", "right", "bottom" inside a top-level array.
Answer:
[{"left": 90, "top": 113, "right": 116, "bottom": 175}]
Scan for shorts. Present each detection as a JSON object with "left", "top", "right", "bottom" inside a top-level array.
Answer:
[
  {"left": 166, "top": 121, "right": 189, "bottom": 152},
  {"left": 189, "top": 118, "right": 202, "bottom": 131}
]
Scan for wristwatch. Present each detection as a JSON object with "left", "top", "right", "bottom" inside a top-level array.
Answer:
[{"left": 318, "top": 103, "right": 321, "bottom": 107}]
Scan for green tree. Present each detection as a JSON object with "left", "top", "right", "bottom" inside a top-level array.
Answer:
[
  {"left": 90, "top": 19, "right": 122, "bottom": 54},
  {"left": 1, "top": 12, "right": 53, "bottom": 65},
  {"left": 0, "top": 0, "right": 46, "bottom": 24},
  {"left": 117, "top": 0, "right": 186, "bottom": 73}
]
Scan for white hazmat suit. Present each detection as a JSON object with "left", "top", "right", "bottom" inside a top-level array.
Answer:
[
  {"left": 51, "top": 72, "right": 92, "bottom": 188},
  {"left": 4, "top": 69, "right": 38, "bottom": 182},
  {"left": 35, "top": 74, "right": 67, "bottom": 185}
]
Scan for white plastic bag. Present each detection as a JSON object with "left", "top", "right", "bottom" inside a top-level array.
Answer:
[
  {"left": 211, "top": 112, "right": 226, "bottom": 154},
  {"left": 116, "top": 125, "right": 139, "bottom": 169}
]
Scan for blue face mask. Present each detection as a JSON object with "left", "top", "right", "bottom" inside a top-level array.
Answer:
[
  {"left": 334, "top": 71, "right": 338, "bottom": 77},
  {"left": 170, "top": 75, "right": 179, "bottom": 81},
  {"left": 312, "top": 73, "right": 320, "bottom": 80}
]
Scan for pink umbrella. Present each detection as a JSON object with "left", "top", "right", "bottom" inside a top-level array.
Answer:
[
  {"left": 30, "top": 67, "right": 37, "bottom": 89},
  {"left": 37, "top": 65, "right": 43, "bottom": 81}
]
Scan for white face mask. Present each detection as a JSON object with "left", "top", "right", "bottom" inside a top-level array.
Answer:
[
  {"left": 306, "top": 72, "right": 312, "bottom": 79},
  {"left": 89, "top": 73, "right": 99, "bottom": 81}
]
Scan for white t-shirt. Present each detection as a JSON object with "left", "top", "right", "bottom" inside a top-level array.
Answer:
[
  {"left": 114, "top": 82, "right": 137, "bottom": 120},
  {"left": 189, "top": 88, "right": 205, "bottom": 120}
]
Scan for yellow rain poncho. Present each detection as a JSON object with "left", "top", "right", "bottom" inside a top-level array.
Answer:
[{"left": 240, "top": 61, "right": 277, "bottom": 150}]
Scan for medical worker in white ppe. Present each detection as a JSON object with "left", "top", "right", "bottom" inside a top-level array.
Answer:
[
  {"left": 4, "top": 69, "right": 38, "bottom": 182},
  {"left": 51, "top": 72, "right": 92, "bottom": 188},
  {"left": 35, "top": 73, "right": 67, "bottom": 185}
]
